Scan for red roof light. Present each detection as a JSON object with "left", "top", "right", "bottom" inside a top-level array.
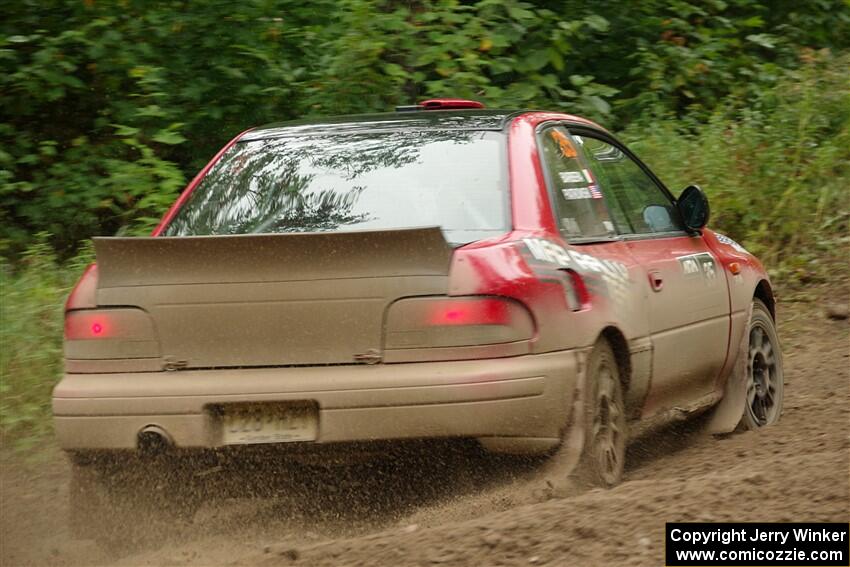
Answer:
[
  {"left": 396, "top": 99, "right": 485, "bottom": 112},
  {"left": 420, "top": 98, "right": 485, "bottom": 110}
]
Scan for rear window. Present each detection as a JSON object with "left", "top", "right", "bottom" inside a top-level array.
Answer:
[{"left": 163, "top": 130, "right": 508, "bottom": 245}]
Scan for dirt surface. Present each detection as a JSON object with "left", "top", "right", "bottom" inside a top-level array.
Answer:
[{"left": 2, "top": 289, "right": 848, "bottom": 567}]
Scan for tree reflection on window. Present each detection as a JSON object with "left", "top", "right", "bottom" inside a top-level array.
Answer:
[{"left": 164, "top": 129, "right": 507, "bottom": 244}]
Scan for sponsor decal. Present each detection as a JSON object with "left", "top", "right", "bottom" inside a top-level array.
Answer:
[
  {"left": 681, "top": 257, "right": 700, "bottom": 275},
  {"left": 562, "top": 186, "right": 593, "bottom": 200},
  {"left": 677, "top": 252, "right": 718, "bottom": 285},
  {"left": 588, "top": 184, "right": 603, "bottom": 199},
  {"left": 561, "top": 218, "right": 581, "bottom": 234},
  {"left": 558, "top": 171, "right": 586, "bottom": 184},
  {"left": 715, "top": 232, "right": 749, "bottom": 254},
  {"left": 699, "top": 255, "right": 718, "bottom": 281},
  {"left": 549, "top": 129, "right": 577, "bottom": 158},
  {"left": 522, "top": 238, "right": 631, "bottom": 305}
]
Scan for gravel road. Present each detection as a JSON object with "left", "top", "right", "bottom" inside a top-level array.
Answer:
[{"left": 2, "top": 288, "right": 847, "bottom": 567}]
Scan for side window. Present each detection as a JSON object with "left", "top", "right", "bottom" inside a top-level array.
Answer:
[
  {"left": 538, "top": 126, "right": 616, "bottom": 240},
  {"left": 573, "top": 135, "right": 683, "bottom": 235}
]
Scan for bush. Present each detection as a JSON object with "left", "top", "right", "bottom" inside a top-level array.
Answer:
[
  {"left": 623, "top": 50, "right": 850, "bottom": 282},
  {"left": 3, "top": 1, "right": 848, "bottom": 258}
]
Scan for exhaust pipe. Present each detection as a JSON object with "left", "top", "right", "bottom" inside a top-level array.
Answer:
[{"left": 137, "top": 425, "right": 174, "bottom": 455}]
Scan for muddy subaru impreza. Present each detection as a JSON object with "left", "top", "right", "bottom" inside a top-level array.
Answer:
[{"left": 55, "top": 99, "right": 782, "bottom": 520}]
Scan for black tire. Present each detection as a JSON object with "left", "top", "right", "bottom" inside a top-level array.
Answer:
[
  {"left": 573, "top": 340, "right": 627, "bottom": 487},
  {"left": 739, "top": 298, "right": 784, "bottom": 429}
]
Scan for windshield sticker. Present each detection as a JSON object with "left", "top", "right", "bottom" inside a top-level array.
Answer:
[
  {"left": 562, "top": 187, "right": 592, "bottom": 200},
  {"left": 588, "top": 184, "right": 603, "bottom": 199},
  {"left": 549, "top": 129, "right": 577, "bottom": 158},
  {"left": 561, "top": 217, "right": 580, "bottom": 234},
  {"left": 715, "top": 233, "right": 749, "bottom": 254},
  {"left": 558, "top": 171, "right": 586, "bottom": 184}
]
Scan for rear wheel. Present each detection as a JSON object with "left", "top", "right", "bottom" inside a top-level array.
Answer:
[
  {"left": 574, "top": 340, "right": 627, "bottom": 487},
  {"left": 539, "top": 339, "right": 627, "bottom": 493},
  {"left": 739, "top": 299, "right": 783, "bottom": 429}
]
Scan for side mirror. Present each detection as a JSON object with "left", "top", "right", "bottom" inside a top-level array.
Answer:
[{"left": 677, "top": 185, "right": 710, "bottom": 231}]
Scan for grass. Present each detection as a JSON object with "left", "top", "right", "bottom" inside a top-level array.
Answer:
[
  {"left": 0, "top": 238, "right": 91, "bottom": 449},
  {"left": 1, "top": 52, "right": 848, "bottom": 447},
  {"left": 623, "top": 50, "right": 850, "bottom": 283}
]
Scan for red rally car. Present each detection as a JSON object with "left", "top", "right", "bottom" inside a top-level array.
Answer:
[{"left": 54, "top": 99, "right": 783, "bottom": 515}]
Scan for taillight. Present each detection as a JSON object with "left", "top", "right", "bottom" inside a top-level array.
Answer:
[
  {"left": 427, "top": 298, "right": 512, "bottom": 327},
  {"left": 64, "top": 309, "right": 160, "bottom": 371},
  {"left": 64, "top": 310, "right": 115, "bottom": 340},
  {"left": 384, "top": 296, "right": 534, "bottom": 362}
]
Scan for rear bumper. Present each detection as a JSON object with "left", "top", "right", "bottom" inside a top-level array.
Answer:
[{"left": 53, "top": 350, "right": 579, "bottom": 450}]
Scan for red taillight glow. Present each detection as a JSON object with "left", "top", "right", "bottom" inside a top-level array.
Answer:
[
  {"left": 428, "top": 298, "right": 511, "bottom": 326},
  {"left": 384, "top": 296, "right": 535, "bottom": 355},
  {"left": 63, "top": 308, "right": 159, "bottom": 365},
  {"left": 65, "top": 311, "right": 112, "bottom": 340}
]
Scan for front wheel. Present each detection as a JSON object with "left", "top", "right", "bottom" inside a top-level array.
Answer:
[{"left": 739, "top": 298, "right": 784, "bottom": 429}]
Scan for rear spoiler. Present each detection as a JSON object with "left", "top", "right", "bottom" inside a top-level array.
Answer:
[{"left": 94, "top": 227, "right": 453, "bottom": 288}]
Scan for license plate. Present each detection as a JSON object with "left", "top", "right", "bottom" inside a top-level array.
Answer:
[{"left": 220, "top": 404, "right": 318, "bottom": 445}]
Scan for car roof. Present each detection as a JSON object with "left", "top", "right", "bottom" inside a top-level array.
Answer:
[
  {"left": 241, "top": 110, "right": 523, "bottom": 141},
  {"left": 240, "top": 109, "right": 606, "bottom": 141}
]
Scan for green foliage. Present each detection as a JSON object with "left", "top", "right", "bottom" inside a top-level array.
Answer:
[
  {"left": 309, "top": 0, "right": 618, "bottom": 115},
  {"left": 624, "top": 50, "right": 850, "bottom": 282},
  {"left": 590, "top": 0, "right": 850, "bottom": 119},
  {"left": 0, "top": 235, "right": 92, "bottom": 447},
  {"left": 1, "top": 1, "right": 325, "bottom": 256},
  {"left": 2, "top": 1, "right": 848, "bottom": 257}
]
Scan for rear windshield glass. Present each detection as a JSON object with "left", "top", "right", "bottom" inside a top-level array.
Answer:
[{"left": 163, "top": 130, "right": 508, "bottom": 245}]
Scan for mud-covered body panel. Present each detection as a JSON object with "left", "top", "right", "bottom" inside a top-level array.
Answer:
[
  {"left": 54, "top": 349, "right": 579, "bottom": 449},
  {"left": 93, "top": 228, "right": 452, "bottom": 368}
]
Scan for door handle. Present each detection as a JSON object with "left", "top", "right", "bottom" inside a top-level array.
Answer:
[{"left": 648, "top": 270, "right": 664, "bottom": 292}]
